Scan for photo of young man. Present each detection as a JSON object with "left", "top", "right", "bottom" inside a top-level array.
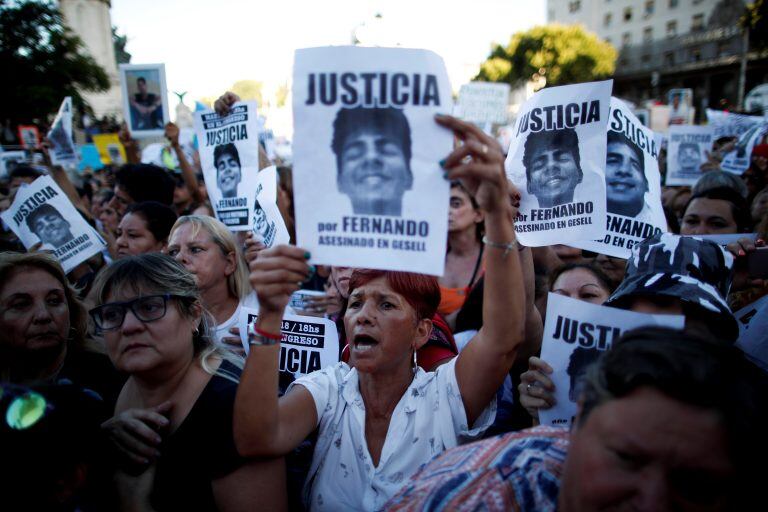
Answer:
[
  {"left": 129, "top": 75, "right": 163, "bottom": 130},
  {"left": 331, "top": 106, "right": 413, "bottom": 216},
  {"left": 523, "top": 128, "right": 583, "bottom": 208},
  {"left": 214, "top": 143, "right": 242, "bottom": 199},
  {"left": 605, "top": 131, "right": 648, "bottom": 218},
  {"left": 676, "top": 141, "right": 702, "bottom": 175},
  {"left": 26, "top": 204, "right": 75, "bottom": 248}
]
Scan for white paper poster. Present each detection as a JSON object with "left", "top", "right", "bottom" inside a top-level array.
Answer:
[
  {"left": 0, "top": 151, "right": 26, "bottom": 179},
  {"left": 539, "top": 293, "right": 685, "bottom": 428},
  {"left": 118, "top": 63, "right": 170, "bottom": 138},
  {"left": 734, "top": 294, "right": 768, "bottom": 371},
  {"left": 668, "top": 88, "right": 693, "bottom": 126},
  {"left": 505, "top": 80, "right": 612, "bottom": 247},
  {"left": 706, "top": 109, "right": 765, "bottom": 139},
  {"left": 665, "top": 125, "right": 715, "bottom": 186},
  {"left": 238, "top": 308, "right": 340, "bottom": 378},
  {"left": 252, "top": 165, "right": 290, "bottom": 247},
  {"left": 571, "top": 98, "right": 666, "bottom": 259},
  {"left": 720, "top": 123, "right": 768, "bottom": 175},
  {"left": 288, "top": 289, "right": 327, "bottom": 312},
  {"left": 292, "top": 46, "right": 452, "bottom": 275},
  {"left": 47, "top": 97, "right": 78, "bottom": 167},
  {"left": 0, "top": 176, "right": 106, "bottom": 273},
  {"left": 457, "top": 82, "right": 511, "bottom": 125},
  {"left": 194, "top": 101, "right": 261, "bottom": 231}
]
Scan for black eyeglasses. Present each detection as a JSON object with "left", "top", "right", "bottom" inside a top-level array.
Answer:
[{"left": 90, "top": 294, "right": 187, "bottom": 331}]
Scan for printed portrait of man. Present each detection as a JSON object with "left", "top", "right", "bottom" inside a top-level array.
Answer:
[
  {"left": 331, "top": 106, "right": 413, "bottom": 216},
  {"left": 26, "top": 204, "right": 74, "bottom": 248},
  {"left": 523, "top": 128, "right": 583, "bottom": 208},
  {"left": 566, "top": 346, "right": 602, "bottom": 403},
  {"left": 677, "top": 141, "right": 701, "bottom": 175},
  {"left": 606, "top": 131, "right": 648, "bottom": 218},
  {"left": 214, "top": 143, "right": 242, "bottom": 199},
  {"left": 252, "top": 199, "right": 271, "bottom": 241},
  {"left": 129, "top": 76, "right": 163, "bottom": 130},
  {"left": 48, "top": 120, "right": 75, "bottom": 158}
]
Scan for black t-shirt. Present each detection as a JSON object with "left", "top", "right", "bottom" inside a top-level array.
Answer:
[
  {"left": 59, "top": 348, "right": 126, "bottom": 411},
  {"left": 150, "top": 361, "right": 245, "bottom": 511}
]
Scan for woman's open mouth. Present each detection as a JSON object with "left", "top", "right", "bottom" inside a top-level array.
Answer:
[{"left": 352, "top": 334, "right": 378, "bottom": 353}]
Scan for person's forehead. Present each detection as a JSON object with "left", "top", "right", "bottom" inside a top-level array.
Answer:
[
  {"left": 342, "top": 130, "right": 397, "bottom": 148},
  {"left": 687, "top": 198, "right": 734, "bottom": 218},
  {"left": 532, "top": 144, "right": 574, "bottom": 158},
  {"left": 350, "top": 276, "right": 401, "bottom": 299},
  {"left": 169, "top": 223, "right": 213, "bottom": 245},
  {"left": 1, "top": 267, "right": 64, "bottom": 298},
  {"left": 607, "top": 141, "right": 640, "bottom": 159}
]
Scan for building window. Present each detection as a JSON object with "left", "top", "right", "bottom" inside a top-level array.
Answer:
[
  {"left": 717, "top": 41, "right": 730, "bottom": 57},
  {"left": 643, "top": 27, "right": 653, "bottom": 42},
  {"left": 645, "top": 1, "right": 655, "bottom": 16},
  {"left": 669, "top": 0, "right": 678, "bottom": 7},
  {"left": 667, "top": 20, "right": 677, "bottom": 38},
  {"left": 664, "top": 51, "right": 675, "bottom": 66},
  {"left": 622, "top": 32, "right": 631, "bottom": 46},
  {"left": 691, "top": 14, "right": 705, "bottom": 31},
  {"left": 569, "top": 0, "right": 581, "bottom": 13},
  {"left": 690, "top": 47, "right": 702, "bottom": 62},
  {"left": 604, "top": 12, "right": 612, "bottom": 26},
  {"left": 624, "top": 7, "right": 633, "bottom": 21}
]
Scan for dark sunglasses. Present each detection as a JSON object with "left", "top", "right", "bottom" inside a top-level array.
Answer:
[{"left": 89, "top": 294, "right": 188, "bottom": 331}]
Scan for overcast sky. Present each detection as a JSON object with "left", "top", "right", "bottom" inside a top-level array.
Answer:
[{"left": 111, "top": 0, "right": 546, "bottom": 103}]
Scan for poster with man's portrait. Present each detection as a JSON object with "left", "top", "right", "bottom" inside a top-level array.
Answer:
[
  {"left": 668, "top": 88, "right": 693, "bottom": 126},
  {"left": 0, "top": 151, "right": 26, "bottom": 179},
  {"left": 666, "top": 125, "right": 714, "bottom": 186},
  {"left": 505, "top": 80, "right": 612, "bottom": 247},
  {"left": 47, "top": 97, "right": 78, "bottom": 167},
  {"left": 18, "top": 125, "right": 41, "bottom": 150},
  {"left": 539, "top": 293, "right": 684, "bottom": 428},
  {"left": 706, "top": 108, "right": 765, "bottom": 139},
  {"left": 194, "top": 100, "right": 261, "bottom": 231},
  {"left": 720, "top": 122, "right": 768, "bottom": 175},
  {"left": 92, "top": 134, "right": 127, "bottom": 165},
  {"left": 119, "top": 63, "right": 170, "bottom": 137},
  {"left": 252, "top": 166, "right": 290, "bottom": 247},
  {"left": 571, "top": 98, "right": 667, "bottom": 259},
  {"left": 0, "top": 176, "right": 106, "bottom": 273},
  {"left": 292, "top": 46, "right": 452, "bottom": 275}
]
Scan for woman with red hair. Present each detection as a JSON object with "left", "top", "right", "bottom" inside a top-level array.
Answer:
[{"left": 233, "top": 115, "right": 526, "bottom": 510}]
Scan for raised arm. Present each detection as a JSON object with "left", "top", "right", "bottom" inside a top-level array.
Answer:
[
  {"left": 435, "top": 115, "right": 525, "bottom": 425},
  {"left": 233, "top": 245, "right": 318, "bottom": 457},
  {"left": 165, "top": 122, "right": 204, "bottom": 203}
]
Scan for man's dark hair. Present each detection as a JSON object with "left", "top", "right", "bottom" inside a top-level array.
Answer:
[
  {"left": 607, "top": 130, "right": 647, "bottom": 184},
  {"left": 567, "top": 346, "right": 601, "bottom": 396},
  {"left": 9, "top": 165, "right": 43, "bottom": 181},
  {"left": 213, "top": 143, "right": 241, "bottom": 170},
  {"left": 114, "top": 164, "right": 175, "bottom": 206},
  {"left": 125, "top": 201, "right": 178, "bottom": 243},
  {"left": 26, "top": 203, "right": 65, "bottom": 233},
  {"left": 522, "top": 128, "right": 582, "bottom": 181},
  {"left": 684, "top": 186, "right": 751, "bottom": 232},
  {"left": 136, "top": 77, "right": 146, "bottom": 85},
  {"left": 677, "top": 141, "right": 700, "bottom": 157},
  {"left": 331, "top": 107, "right": 412, "bottom": 174},
  {"left": 580, "top": 326, "right": 768, "bottom": 508}
]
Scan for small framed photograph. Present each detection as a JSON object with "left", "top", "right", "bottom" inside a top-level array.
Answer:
[{"left": 119, "top": 63, "right": 170, "bottom": 137}]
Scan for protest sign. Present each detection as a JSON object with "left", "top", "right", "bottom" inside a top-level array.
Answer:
[
  {"left": 251, "top": 165, "right": 290, "bottom": 247},
  {"left": 665, "top": 125, "right": 715, "bottom": 186},
  {"left": 539, "top": 293, "right": 685, "bottom": 428},
  {"left": 119, "top": 63, "right": 170, "bottom": 137},
  {"left": 78, "top": 144, "right": 104, "bottom": 172},
  {"left": 706, "top": 109, "right": 765, "bottom": 138},
  {"left": 194, "top": 101, "right": 261, "bottom": 231},
  {"left": 0, "top": 151, "right": 26, "bottom": 178},
  {"left": 18, "top": 125, "right": 40, "bottom": 150},
  {"left": 238, "top": 308, "right": 340, "bottom": 378},
  {"left": 668, "top": 88, "right": 693, "bottom": 125},
  {"left": 288, "top": 289, "right": 327, "bottom": 313},
  {"left": 47, "top": 98, "right": 78, "bottom": 167},
  {"left": 505, "top": 80, "right": 611, "bottom": 247},
  {"left": 457, "top": 82, "right": 510, "bottom": 126},
  {"left": 292, "top": 46, "right": 452, "bottom": 275},
  {"left": 734, "top": 294, "right": 768, "bottom": 371},
  {"left": 571, "top": 98, "right": 667, "bottom": 259},
  {"left": 720, "top": 123, "right": 768, "bottom": 175},
  {"left": 92, "top": 134, "right": 127, "bottom": 165},
  {"left": 0, "top": 176, "right": 106, "bottom": 273}
]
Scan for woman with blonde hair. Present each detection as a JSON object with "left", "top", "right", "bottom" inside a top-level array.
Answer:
[
  {"left": 93, "top": 254, "right": 285, "bottom": 511},
  {"left": 166, "top": 215, "right": 257, "bottom": 343},
  {"left": 0, "top": 252, "right": 123, "bottom": 405}
]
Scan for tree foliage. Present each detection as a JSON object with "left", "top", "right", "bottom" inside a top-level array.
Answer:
[
  {"left": 0, "top": 0, "right": 109, "bottom": 124},
  {"left": 475, "top": 24, "right": 617, "bottom": 88},
  {"left": 230, "top": 80, "right": 264, "bottom": 106},
  {"left": 742, "top": 0, "right": 768, "bottom": 50}
]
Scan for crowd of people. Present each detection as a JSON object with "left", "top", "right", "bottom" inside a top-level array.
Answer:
[{"left": 0, "top": 85, "right": 767, "bottom": 512}]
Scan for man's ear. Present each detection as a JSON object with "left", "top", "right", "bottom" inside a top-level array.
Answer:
[
  {"left": 412, "top": 317, "right": 433, "bottom": 352},
  {"left": 405, "top": 168, "right": 414, "bottom": 190}
]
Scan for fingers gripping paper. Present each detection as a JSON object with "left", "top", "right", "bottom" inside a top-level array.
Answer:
[
  {"left": 292, "top": 46, "right": 452, "bottom": 275},
  {"left": 570, "top": 98, "right": 667, "bottom": 259},
  {"left": 194, "top": 101, "right": 261, "bottom": 231},
  {"left": 1, "top": 176, "right": 106, "bottom": 273},
  {"left": 505, "top": 80, "right": 612, "bottom": 246},
  {"left": 538, "top": 293, "right": 685, "bottom": 428}
]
